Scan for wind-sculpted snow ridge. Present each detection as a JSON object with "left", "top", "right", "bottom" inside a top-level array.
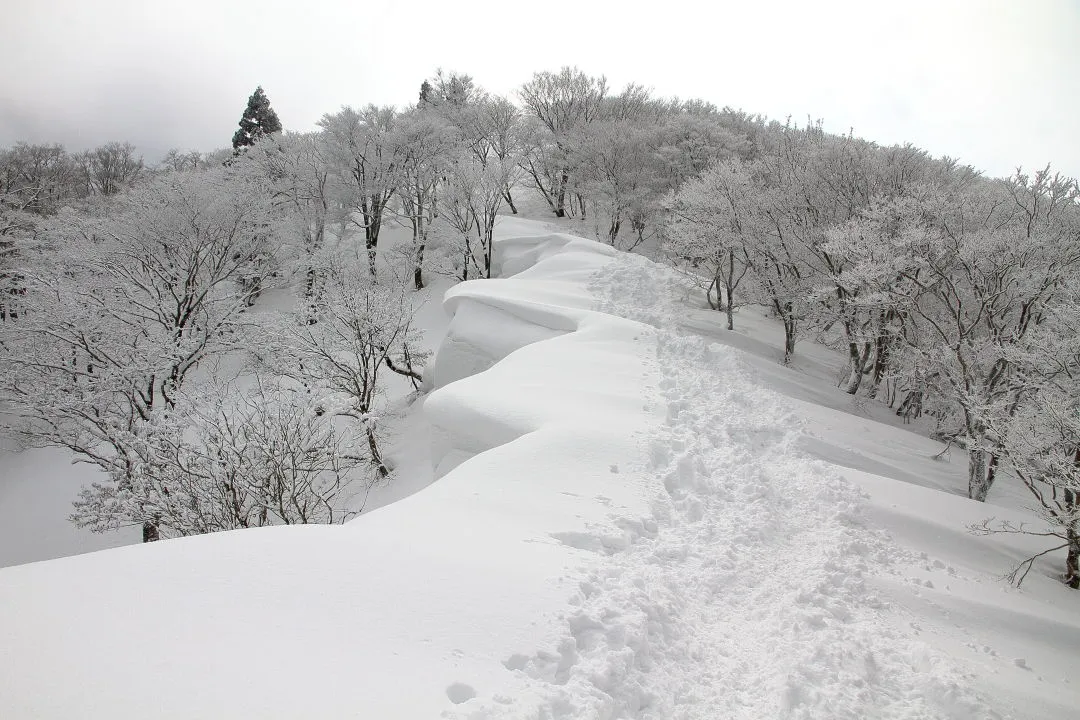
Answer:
[
  {"left": 451, "top": 252, "right": 999, "bottom": 720},
  {"left": 0, "top": 224, "right": 660, "bottom": 719}
]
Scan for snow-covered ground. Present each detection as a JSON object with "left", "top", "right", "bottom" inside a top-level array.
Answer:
[{"left": 1, "top": 217, "right": 1077, "bottom": 718}]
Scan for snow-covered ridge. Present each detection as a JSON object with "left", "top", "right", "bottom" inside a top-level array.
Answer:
[
  {"left": 0, "top": 223, "right": 662, "bottom": 719},
  {"left": 0, "top": 220, "right": 1075, "bottom": 719},
  {"left": 428, "top": 231, "right": 619, "bottom": 475}
]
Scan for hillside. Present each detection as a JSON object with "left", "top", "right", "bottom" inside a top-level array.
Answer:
[{"left": 0, "top": 218, "right": 1077, "bottom": 719}]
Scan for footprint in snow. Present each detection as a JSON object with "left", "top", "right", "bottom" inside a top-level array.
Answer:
[{"left": 446, "top": 682, "right": 476, "bottom": 704}]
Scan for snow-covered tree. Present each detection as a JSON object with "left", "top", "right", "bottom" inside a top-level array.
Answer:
[
  {"left": 393, "top": 108, "right": 458, "bottom": 289},
  {"left": 979, "top": 363, "right": 1080, "bottom": 588},
  {"left": 819, "top": 194, "right": 930, "bottom": 399},
  {"left": 577, "top": 117, "right": 669, "bottom": 250},
  {"left": 0, "top": 168, "right": 279, "bottom": 541},
  {"left": 0, "top": 142, "right": 82, "bottom": 212},
  {"left": 665, "top": 160, "right": 757, "bottom": 330},
  {"left": 71, "top": 377, "right": 368, "bottom": 538},
  {"left": 319, "top": 105, "right": 400, "bottom": 276},
  {"left": 159, "top": 149, "right": 204, "bottom": 173},
  {"left": 76, "top": 142, "right": 143, "bottom": 196},
  {"left": 266, "top": 260, "right": 427, "bottom": 479},
  {"left": 889, "top": 168, "right": 1080, "bottom": 501},
  {"left": 0, "top": 189, "right": 36, "bottom": 321},
  {"left": 462, "top": 95, "right": 523, "bottom": 213},
  {"left": 444, "top": 152, "right": 512, "bottom": 279},
  {"left": 243, "top": 132, "right": 334, "bottom": 318},
  {"left": 518, "top": 67, "right": 607, "bottom": 217}
]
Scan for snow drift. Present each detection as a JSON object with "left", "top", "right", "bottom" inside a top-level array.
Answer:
[{"left": 0, "top": 218, "right": 1076, "bottom": 719}]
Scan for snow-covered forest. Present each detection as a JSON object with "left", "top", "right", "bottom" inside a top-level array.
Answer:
[{"left": 1, "top": 66, "right": 1078, "bottom": 718}]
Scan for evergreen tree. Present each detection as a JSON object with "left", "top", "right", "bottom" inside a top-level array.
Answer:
[
  {"left": 418, "top": 80, "right": 434, "bottom": 106},
  {"left": 231, "top": 86, "right": 282, "bottom": 150}
]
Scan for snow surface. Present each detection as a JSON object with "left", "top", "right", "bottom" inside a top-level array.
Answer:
[{"left": 1, "top": 217, "right": 1078, "bottom": 718}]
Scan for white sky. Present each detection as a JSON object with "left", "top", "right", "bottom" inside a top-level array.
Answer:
[{"left": 3, "top": 0, "right": 1078, "bottom": 179}]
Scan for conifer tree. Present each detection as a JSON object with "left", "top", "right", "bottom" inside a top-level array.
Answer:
[{"left": 232, "top": 86, "right": 282, "bottom": 150}]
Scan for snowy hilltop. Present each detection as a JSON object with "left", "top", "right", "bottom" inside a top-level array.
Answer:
[{"left": 1, "top": 218, "right": 1077, "bottom": 719}]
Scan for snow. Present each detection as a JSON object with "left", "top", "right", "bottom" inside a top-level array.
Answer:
[
  {"left": 1, "top": 217, "right": 1078, "bottom": 718},
  {"left": 0, "top": 444, "right": 141, "bottom": 567}
]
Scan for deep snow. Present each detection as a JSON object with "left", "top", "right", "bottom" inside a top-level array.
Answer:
[{"left": 0, "top": 217, "right": 1077, "bottom": 718}]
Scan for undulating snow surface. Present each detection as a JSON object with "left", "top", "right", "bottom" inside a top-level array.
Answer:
[{"left": 1, "top": 217, "right": 1077, "bottom": 718}]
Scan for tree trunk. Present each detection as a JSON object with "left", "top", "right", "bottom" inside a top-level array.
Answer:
[
  {"left": 365, "top": 234, "right": 378, "bottom": 277},
  {"left": 608, "top": 216, "right": 621, "bottom": 244},
  {"left": 783, "top": 320, "right": 796, "bottom": 365},
  {"left": 775, "top": 301, "right": 796, "bottom": 365},
  {"left": 725, "top": 286, "right": 734, "bottom": 331},
  {"left": 722, "top": 250, "right": 736, "bottom": 331},
  {"left": 414, "top": 242, "right": 425, "bottom": 290},
  {"left": 367, "top": 426, "right": 389, "bottom": 478},
  {"left": 896, "top": 390, "right": 922, "bottom": 421},
  {"left": 142, "top": 519, "right": 160, "bottom": 543},
  {"left": 1066, "top": 456, "right": 1078, "bottom": 589},
  {"left": 1065, "top": 522, "right": 1079, "bottom": 590},
  {"left": 706, "top": 276, "right": 719, "bottom": 311},
  {"left": 869, "top": 332, "right": 891, "bottom": 399},
  {"left": 554, "top": 170, "right": 568, "bottom": 217},
  {"left": 484, "top": 223, "right": 495, "bottom": 279},
  {"left": 363, "top": 201, "right": 380, "bottom": 277},
  {"left": 968, "top": 446, "right": 991, "bottom": 502},
  {"left": 503, "top": 187, "right": 517, "bottom": 214}
]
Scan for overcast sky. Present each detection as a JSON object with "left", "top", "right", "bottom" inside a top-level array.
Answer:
[{"left": 3, "top": 0, "right": 1078, "bottom": 179}]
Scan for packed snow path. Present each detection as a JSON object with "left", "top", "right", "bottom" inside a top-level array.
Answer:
[{"left": 446, "top": 248, "right": 995, "bottom": 719}]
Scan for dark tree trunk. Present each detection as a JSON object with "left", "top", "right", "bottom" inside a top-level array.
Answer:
[
  {"left": 725, "top": 286, "right": 734, "bottom": 331},
  {"left": 774, "top": 300, "right": 796, "bottom": 365},
  {"left": 365, "top": 234, "right": 378, "bottom": 277},
  {"left": 554, "top": 169, "right": 568, "bottom": 217},
  {"left": 367, "top": 427, "right": 389, "bottom": 478},
  {"left": 1065, "top": 522, "right": 1079, "bottom": 590},
  {"left": 870, "top": 331, "right": 891, "bottom": 398},
  {"left": 414, "top": 245, "right": 425, "bottom": 290},
  {"left": 897, "top": 391, "right": 923, "bottom": 421},
  {"left": 484, "top": 226, "right": 494, "bottom": 278},
  {"left": 608, "top": 216, "right": 621, "bottom": 244},
  {"left": 503, "top": 187, "right": 517, "bottom": 214},
  {"left": 783, "top": 320, "right": 796, "bottom": 364},
  {"left": 142, "top": 520, "right": 160, "bottom": 543},
  {"left": 1065, "top": 454, "right": 1079, "bottom": 589},
  {"left": 363, "top": 198, "right": 381, "bottom": 277}
]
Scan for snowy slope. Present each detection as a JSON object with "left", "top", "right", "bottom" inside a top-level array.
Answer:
[{"left": 1, "top": 218, "right": 1077, "bottom": 719}]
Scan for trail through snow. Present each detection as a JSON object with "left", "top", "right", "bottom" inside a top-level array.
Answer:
[{"left": 453, "top": 251, "right": 997, "bottom": 719}]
